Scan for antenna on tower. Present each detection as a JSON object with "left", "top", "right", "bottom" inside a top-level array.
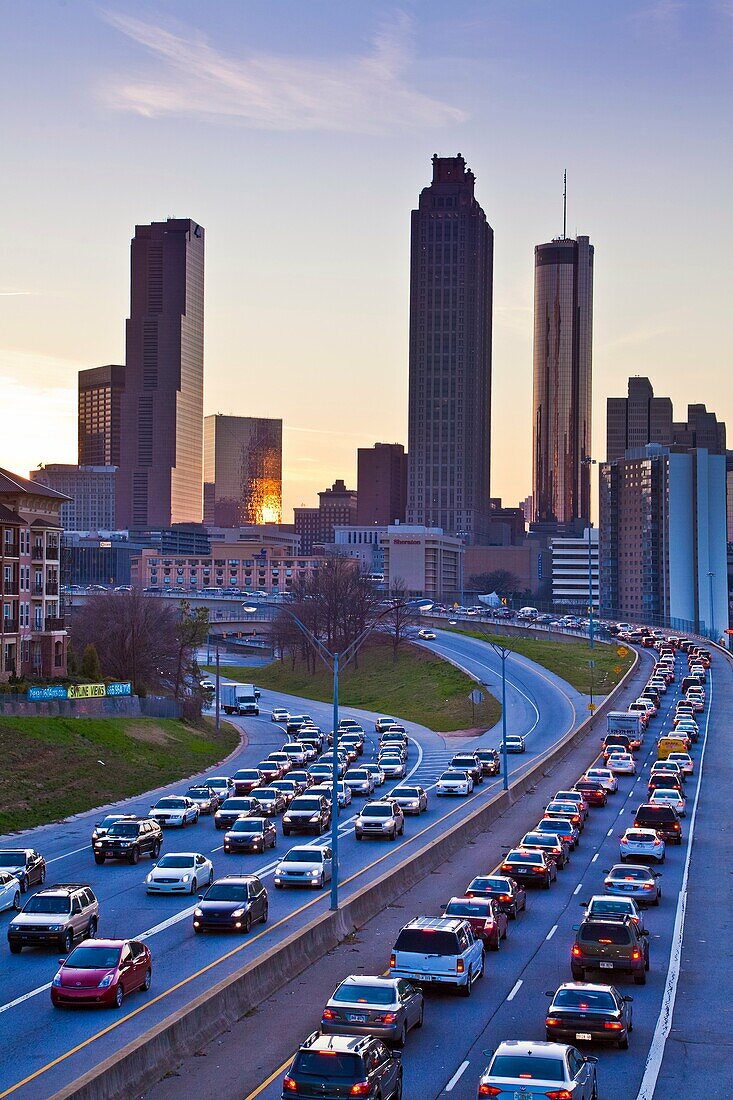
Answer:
[{"left": 562, "top": 170, "right": 567, "bottom": 240}]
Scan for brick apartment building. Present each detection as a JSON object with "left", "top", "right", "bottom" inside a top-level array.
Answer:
[{"left": 0, "top": 468, "right": 68, "bottom": 681}]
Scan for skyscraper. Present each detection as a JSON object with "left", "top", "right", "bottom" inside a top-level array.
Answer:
[
  {"left": 117, "top": 218, "right": 204, "bottom": 529},
  {"left": 203, "top": 415, "right": 283, "bottom": 528},
  {"left": 357, "top": 443, "right": 407, "bottom": 526},
  {"left": 532, "top": 234, "right": 594, "bottom": 526},
  {"left": 406, "top": 154, "right": 494, "bottom": 542},
  {"left": 606, "top": 378, "right": 726, "bottom": 462},
  {"left": 78, "top": 364, "right": 125, "bottom": 467}
]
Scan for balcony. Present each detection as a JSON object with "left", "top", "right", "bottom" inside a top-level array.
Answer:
[
  {"left": 1, "top": 618, "right": 19, "bottom": 634},
  {"left": 46, "top": 544, "right": 60, "bottom": 561},
  {"left": 2, "top": 582, "right": 19, "bottom": 596},
  {"left": 2, "top": 540, "right": 19, "bottom": 558},
  {"left": 32, "top": 584, "right": 44, "bottom": 597},
  {"left": 44, "top": 617, "right": 65, "bottom": 632},
  {"left": 46, "top": 582, "right": 59, "bottom": 596},
  {"left": 32, "top": 543, "right": 45, "bottom": 561}
]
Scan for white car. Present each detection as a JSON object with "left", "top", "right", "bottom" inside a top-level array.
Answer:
[
  {"left": 500, "top": 735, "right": 526, "bottom": 753},
  {"left": 206, "top": 776, "right": 236, "bottom": 801},
  {"left": 149, "top": 795, "right": 200, "bottom": 827},
  {"left": 0, "top": 871, "right": 21, "bottom": 913},
  {"left": 586, "top": 767, "right": 619, "bottom": 793},
  {"left": 667, "top": 752, "right": 693, "bottom": 775},
  {"left": 619, "top": 827, "right": 665, "bottom": 863},
  {"left": 334, "top": 780, "right": 352, "bottom": 808},
  {"left": 436, "top": 769, "right": 473, "bottom": 796},
  {"left": 274, "top": 845, "right": 333, "bottom": 889},
  {"left": 418, "top": 630, "right": 437, "bottom": 641},
  {"left": 271, "top": 708, "right": 289, "bottom": 723},
  {"left": 582, "top": 893, "right": 646, "bottom": 930},
  {"left": 146, "top": 852, "right": 214, "bottom": 894},
  {"left": 362, "top": 763, "right": 385, "bottom": 787},
  {"left": 650, "top": 788, "right": 687, "bottom": 816},
  {"left": 607, "top": 752, "right": 636, "bottom": 775},
  {"left": 378, "top": 755, "right": 407, "bottom": 779}
]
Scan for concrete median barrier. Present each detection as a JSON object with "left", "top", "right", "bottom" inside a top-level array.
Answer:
[{"left": 52, "top": 650, "right": 642, "bottom": 1100}]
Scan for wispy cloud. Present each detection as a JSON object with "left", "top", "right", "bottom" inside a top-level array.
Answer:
[
  {"left": 99, "top": 10, "right": 466, "bottom": 133},
  {"left": 0, "top": 289, "right": 34, "bottom": 297}
]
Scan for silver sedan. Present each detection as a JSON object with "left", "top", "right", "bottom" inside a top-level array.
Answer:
[{"left": 603, "top": 863, "right": 662, "bottom": 906}]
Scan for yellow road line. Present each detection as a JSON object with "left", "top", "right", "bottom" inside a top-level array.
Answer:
[{"left": 243, "top": 1056, "right": 294, "bottom": 1100}]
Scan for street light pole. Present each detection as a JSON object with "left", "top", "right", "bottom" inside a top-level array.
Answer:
[
  {"left": 215, "top": 641, "right": 220, "bottom": 731},
  {"left": 500, "top": 649, "right": 508, "bottom": 791},
  {"left": 588, "top": 523, "right": 595, "bottom": 650},
  {"left": 707, "top": 571, "right": 715, "bottom": 639},
  {"left": 330, "top": 652, "right": 340, "bottom": 912}
]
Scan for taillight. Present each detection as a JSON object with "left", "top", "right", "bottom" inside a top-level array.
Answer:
[
  {"left": 499, "top": 895, "right": 511, "bottom": 902},
  {"left": 349, "top": 1082, "right": 371, "bottom": 1097},
  {"left": 604, "top": 1021, "right": 623, "bottom": 1030},
  {"left": 478, "top": 1087, "right": 501, "bottom": 1098},
  {"left": 322, "top": 1008, "right": 337, "bottom": 1020},
  {"left": 484, "top": 921, "right": 494, "bottom": 932},
  {"left": 533, "top": 866, "right": 546, "bottom": 873},
  {"left": 377, "top": 1012, "right": 397, "bottom": 1024},
  {"left": 389, "top": 953, "right": 396, "bottom": 969},
  {"left": 571, "top": 944, "right": 582, "bottom": 957},
  {"left": 632, "top": 948, "right": 642, "bottom": 960},
  {"left": 456, "top": 958, "right": 465, "bottom": 973},
  {"left": 545, "top": 1016, "right": 561, "bottom": 1026},
  {"left": 283, "top": 1077, "right": 297, "bottom": 1092},
  {"left": 545, "top": 1091, "right": 572, "bottom": 1100}
]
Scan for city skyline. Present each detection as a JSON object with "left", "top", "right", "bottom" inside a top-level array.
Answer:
[{"left": 1, "top": 2, "right": 732, "bottom": 520}]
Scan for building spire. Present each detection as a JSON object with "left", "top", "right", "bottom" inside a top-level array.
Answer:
[{"left": 563, "top": 169, "right": 567, "bottom": 240}]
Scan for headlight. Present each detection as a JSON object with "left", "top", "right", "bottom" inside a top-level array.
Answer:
[
  {"left": 309, "top": 814, "right": 320, "bottom": 822},
  {"left": 9, "top": 924, "right": 20, "bottom": 932},
  {"left": 283, "top": 815, "right": 292, "bottom": 823},
  {"left": 310, "top": 869, "right": 320, "bottom": 877},
  {"left": 231, "top": 908, "right": 245, "bottom": 918},
  {"left": 182, "top": 874, "right": 190, "bottom": 882},
  {"left": 94, "top": 842, "right": 103, "bottom": 848},
  {"left": 52, "top": 972, "right": 62, "bottom": 988},
  {"left": 48, "top": 924, "right": 63, "bottom": 932},
  {"left": 98, "top": 972, "right": 116, "bottom": 988},
  {"left": 194, "top": 909, "right": 203, "bottom": 918},
  {"left": 146, "top": 873, "right": 153, "bottom": 882}
]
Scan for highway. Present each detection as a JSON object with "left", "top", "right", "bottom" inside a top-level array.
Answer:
[
  {"left": 0, "top": 631, "right": 590, "bottom": 1098},
  {"left": 144, "top": 640, "right": 729, "bottom": 1100}
]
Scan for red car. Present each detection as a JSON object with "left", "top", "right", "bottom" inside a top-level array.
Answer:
[
  {"left": 574, "top": 779, "right": 608, "bottom": 807},
  {"left": 51, "top": 938, "right": 152, "bottom": 1008},
  {"left": 442, "top": 896, "right": 508, "bottom": 950}
]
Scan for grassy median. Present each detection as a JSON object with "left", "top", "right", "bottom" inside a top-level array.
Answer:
[
  {"left": 0, "top": 716, "right": 240, "bottom": 834},
  {"left": 444, "top": 628, "right": 634, "bottom": 695},
  {"left": 216, "top": 639, "right": 501, "bottom": 734}
]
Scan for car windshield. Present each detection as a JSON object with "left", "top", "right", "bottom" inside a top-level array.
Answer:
[
  {"left": 348, "top": 772, "right": 368, "bottom": 780},
  {"left": 555, "top": 989, "right": 616, "bottom": 1010},
  {"left": 469, "top": 877, "right": 507, "bottom": 892},
  {"left": 652, "top": 790, "right": 679, "bottom": 799},
  {"left": 392, "top": 788, "right": 418, "bottom": 797},
  {"left": 489, "top": 1056, "right": 564, "bottom": 1082},
  {"left": 332, "top": 984, "right": 395, "bottom": 1006},
  {"left": 98, "top": 816, "right": 126, "bottom": 828},
  {"left": 581, "top": 924, "right": 632, "bottom": 945},
  {"left": 291, "top": 799, "right": 322, "bottom": 811},
  {"left": 611, "top": 867, "right": 651, "bottom": 881},
  {"left": 222, "top": 800, "right": 252, "bottom": 809},
  {"left": 157, "top": 855, "right": 195, "bottom": 868},
  {"left": 361, "top": 806, "right": 391, "bottom": 818},
  {"left": 625, "top": 831, "right": 654, "bottom": 842},
  {"left": 283, "top": 850, "right": 321, "bottom": 863},
  {"left": 394, "top": 929, "right": 458, "bottom": 954},
  {"left": 107, "top": 824, "right": 138, "bottom": 837},
  {"left": 506, "top": 852, "right": 541, "bottom": 864},
  {"left": 446, "top": 901, "right": 490, "bottom": 917},
  {"left": 590, "top": 900, "right": 633, "bottom": 915},
  {"left": 235, "top": 771, "right": 260, "bottom": 780},
  {"left": 65, "top": 946, "right": 121, "bottom": 969},
  {"left": 231, "top": 820, "right": 263, "bottom": 833},
  {"left": 204, "top": 884, "right": 247, "bottom": 902},
  {"left": 294, "top": 1052, "right": 360, "bottom": 1079},
  {"left": 524, "top": 834, "right": 555, "bottom": 846},
  {"left": 256, "top": 791, "right": 277, "bottom": 801},
  {"left": 440, "top": 771, "right": 464, "bottom": 780},
  {"left": 155, "top": 798, "right": 184, "bottom": 809},
  {"left": 25, "top": 895, "right": 70, "bottom": 913},
  {"left": 187, "top": 789, "right": 210, "bottom": 799}
]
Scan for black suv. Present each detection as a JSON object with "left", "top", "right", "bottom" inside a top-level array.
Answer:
[
  {"left": 633, "top": 803, "right": 682, "bottom": 844},
  {"left": 571, "top": 916, "right": 649, "bottom": 985},
  {"left": 282, "top": 1032, "right": 402, "bottom": 1100},
  {"left": 475, "top": 749, "right": 501, "bottom": 777},
  {"left": 93, "top": 819, "right": 163, "bottom": 864}
]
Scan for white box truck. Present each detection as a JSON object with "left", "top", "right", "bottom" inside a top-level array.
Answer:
[{"left": 220, "top": 683, "right": 260, "bottom": 716}]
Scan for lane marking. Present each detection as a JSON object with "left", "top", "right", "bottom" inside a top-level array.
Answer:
[
  {"left": 546, "top": 924, "right": 558, "bottom": 941},
  {"left": 573, "top": 883, "right": 583, "bottom": 895},
  {"left": 591, "top": 853, "right": 599, "bottom": 863},
  {"left": 0, "top": 983, "right": 55, "bottom": 1018},
  {"left": 46, "top": 846, "right": 90, "bottom": 865},
  {"left": 445, "top": 1060, "right": 470, "bottom": 1092},
  {"left": 507, "top": 979, "right": 522, "bottom": 1001},
  {"left": 243, "top": 1056, "right": 292, "bottom": 1100}
]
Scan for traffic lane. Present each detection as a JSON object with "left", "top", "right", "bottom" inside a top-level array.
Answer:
[{"left": 144, "top": 662, "right": 659, "bottom": 1100}]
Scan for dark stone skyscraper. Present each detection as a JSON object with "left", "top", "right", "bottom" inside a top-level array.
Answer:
[
  {"left": 406, "top": 155, "right": 494, "bottom": 542},
  {"left": 532, "top": 235, "right": 594, "bottom": 526},
  {"left": 117, "top": 218, "right": 204, "bottom": 529},
  {"left": 78, "top": 364, "right": 125, "bottom": 467}
]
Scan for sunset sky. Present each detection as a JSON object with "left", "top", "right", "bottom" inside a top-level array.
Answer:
[{"left": 1, "top": 1, "right": 731, "bottom": 519}]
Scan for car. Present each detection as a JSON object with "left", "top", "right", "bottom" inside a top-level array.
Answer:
[
  {"left": 0, "top": 871, "right": 21, "bottom": 914},
  {"left": 286, "top": 714, "right": 313, "bottom": 735},
  {"left": 193, "top": 875, "right": 268, "bottom": 933},
  {"left": 574, "top": 779, "right": 608, "bottom": 807},
  {"left": 375, "top": 716, "right": 397, "bottom": 734},
  {"left": 250, "top": 787, "right": 288, "bottom": 816},
  {"left": 298, "top": 736, "right": 323, "bottom": 759},
  {"left": 545, "top": 801, "right": 584, "bottom": 831},
  {"left": 571, "top": 915, "right": 649, "bottom": 984},
  {"left": 146, "top": 852, "right": 214, "bottom": 894},
  {"left": 186, "top": 786, "right": 221, "bottom": 814},
  {"left": 286, "top": 770, "right": 312, "bottom": 793},
  {"left": 282, "top": 1032, "right": 403, "bottom": 1100},
  {"left": 232, "top": 769, "right": 265, "bottom": 796},
  {"left": 149, "top": 796, "right": 200, "bottom": 828},
  {"left": 607, "top": 753, "right": 636, "bottom": 776},
  {"left": 389, "top": 785, "right": 428, "bottom": 815},
  {"left": 500, "top": 734, "right": 526, "bottom": 753},
  {"left": 93, "top": 819, "right": 162, "bottom": 865},
  {"left": 520, "top": 831, "right": 570, "bottom": 870},
  {"left": 554, "top": 790, "right": 589, "bottom": 821},
  {"left": 51, "top": 938, "right": 152, "bottom": 1009},
  {"left": 650, "top": 788, "right": 686, "bottom": 816},
  {"left": 378, "top": 755, "right": 407, "bottom": 779},
  {"left": 603, "top": 863, "right": 662, "bottom": 906},
  {"left": 650, "top": 759, "right": 684, "bottom": 780},
  {"left": 318, "top": 754, "right": 348, "bottom": 778},
  {"left": 282, "top": 794, "right": 332, "bottom": 836},
  {"left": 362, "top": 763, "right": 386, "bottom": 787},
  {"left": 667, "top": 752, "right": 693, "bottom": 775},
  {"left": 450, "top": 753, "right": 483, "bottom": 784},
  {"left": 465, "top": 874, "right": 527, "bottom": 919},
  {"left": 545, "top": 982, "right": 633, "bottom": 1048},
  {"left": 500, "top": 848, "right": 556, "bottom": 889},
  {"left": 0, "top": 849, "right": 46, "bottom": 893},
  {"left": 90, "top": 814, "right": 139, "bottom": 843},
  {"left": 271, "top": 708, "right": 289, "bottom": 723},
  {"left": 266, "top": 751, "right": 294, "bottom": 775},
  {"left": 537, "top": 816, "right": 579, "bottom": 850},
  {"left": 321, "top": 974, "right": 424, "bottom": 1046},
  {"left": 344, "top": 768, "right": 376, "bottom": 797},
  {"left": 291, "top": 741, "right": 317, "bottom": 764},
  {"left": 580, "top": 895, "right": 645, "bottom": 931},
  {"left": 199, "top": 677, "right": 215, "bottom": 693},
  {"left": 633, "top": 802, "right": 682, "bottom": 843},
  {"left": 355, "top": 799, "right": 405, "bottom": 841},
  {"left": 443, "top": 896, "right": 508, "bottom": 950},
  {"left": 224, "top": 817, "right": 278, "bottom": 853},
  {"left": 8, "top": 884, "right": 99, "bottom": 954},
  {"left": 586, "top": 768, "right": 618, "bottom": 793},
  {"left": 389, "top": 916, "right": 484, "bottom": 995},
  {"left": 475, "top": 748, "right": 501, "bottom": 776},
  {"left": 308, "top": 763, "right": 335, "bottom": 784},
  {"left": 417, "top": 629, "right": 437, "bottom": 640},
  {"left": 274, "top": 845, "right": 333, "bottom": 889},
  {"left": 619, "top": 828, "right": 665, "bottom": 863},
  {"left": 436, "top": 769, "right": 473, "bottom": 796},
  {"left": 205, "top": 776, "right": 236, "bottom": 801},
  {"left": 477, "top": 1040, "right": 598, "bottom": 1099},
  {"left": 340, "top": 734, "right": 364, "bottom": 758},
  {"left": 214, "top": 796, "right": 260, "bottom": 829}
]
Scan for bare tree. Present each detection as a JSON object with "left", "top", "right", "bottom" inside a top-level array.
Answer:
[{"left": 381, "top": 580, "right": 420, "bottom": 661}]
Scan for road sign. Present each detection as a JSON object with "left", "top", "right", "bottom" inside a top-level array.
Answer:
[
  {"left": 588, "top": 660, "right": 596, "bottom": 669},
  {"left": 501, "top": 597, "right": 507, "bottom": 606},
  {"left": 616, "top": 646, "right": 628, "bottom": 658},
  {"left": 469, "top": 689, "right": 484, "bottom": 705},
  {"left": 587, "top": 702, "right": 597, "bottom": 713},
  {"left": 613, "top": 665, "right": 623, "bottom": 675}
]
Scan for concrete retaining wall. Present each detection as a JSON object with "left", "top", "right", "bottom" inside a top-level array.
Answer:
[
  {"left": 0, "top": 696, "right": 181, "bottom": 718},
  {"left": 53, "top": 649, "right": 642, "bottom": 1100}
]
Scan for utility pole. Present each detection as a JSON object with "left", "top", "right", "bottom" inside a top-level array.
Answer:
[{"left": 215, "top": 642, "right": 220, "bottom": 731}]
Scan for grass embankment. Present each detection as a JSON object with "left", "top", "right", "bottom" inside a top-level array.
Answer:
[
  {"left": 0, "top": 716, "right": 239, "bottom": 834},
  {"left": 445, "top": 628, "right": 633, "bottom": 695},
  {"left": 216, "top": 639, "right": 501, "bottom": 734}
]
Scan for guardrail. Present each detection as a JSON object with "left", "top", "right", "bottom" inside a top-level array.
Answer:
[{"left": 52, "top": 647, "right": 644, "bottom": 1100}]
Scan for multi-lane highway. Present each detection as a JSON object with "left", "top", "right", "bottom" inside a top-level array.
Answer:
[
  {"left": 0, "top": 631, "right": 593, "bottom": 1098},
  {"left": 143, "top": 637, "right": 728, "bottom": 1100}
]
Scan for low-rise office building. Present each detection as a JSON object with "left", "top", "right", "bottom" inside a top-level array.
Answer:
[
  {"left": 132, "top": 540, "right": 325, "bottom": 596},
  {"left": 550, "top": 527, "right": 599, "bottom": 610},
  {"left": 381, "top": 525, "right": 463, "bottom": 600}
]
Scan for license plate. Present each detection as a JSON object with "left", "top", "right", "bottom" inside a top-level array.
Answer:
[
  {"left": 514, "top": 1092, "right": 530, "bottom": 1100},
  {"left": 576, "top": 1032, "right": 592, "bottom": 1040},
  {"left": 404, "top": 972, "right": 424, "bottom": 980},
  {"left": 600, "top": 961, "right": 613, "bottom": 968},
  {"left": 347, "top": 1013, "right": 367, "bottom": 1022}
]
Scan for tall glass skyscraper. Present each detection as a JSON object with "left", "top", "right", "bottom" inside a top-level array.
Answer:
[
  {"left": 406, "top": 155, "right": 494, "bottom": 542},
  {"left": 117, "top": 218, "right": 205, "bottom": 529},
  {"left": 203, "top": 415, "right": 283, "bottom": 528},
  {"left": 531, "top": 235, "right": 594, "bottom": 525}
]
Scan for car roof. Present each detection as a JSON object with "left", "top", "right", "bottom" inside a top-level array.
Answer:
[
  {"left": 339, "top": 974, "right": 398, "bottom": 988},
  {"left": 214, "top": 874, "right": 261, "bottom": 883},
  {"left": 300, "top": 1032, "right": 373, "bottom": 1053},
  {"left": 401, "top": 916, "right": 467, "bottom": 932},
  {"left": 493, "top": 1040, "right": 569, "bottom": 1057},
  {"left": 554, "top": 981, "right": 617, "bottom": 994},
  {"left": 588, "top": 894, "right": 639, "bottom": 907},
  {"left": 71, "top": 938, "right": 127, "bottom": 948}
]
